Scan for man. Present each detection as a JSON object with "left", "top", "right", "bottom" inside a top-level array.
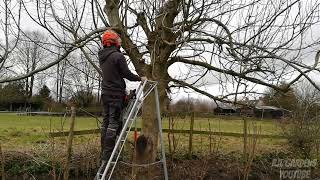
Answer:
[{"left": 98, "top": 29, "right": 146, "bottom": 162}]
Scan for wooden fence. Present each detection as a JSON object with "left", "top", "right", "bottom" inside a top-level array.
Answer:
[
  {"left": 48, "top": 127, "right": 285, "bottom": 139},
  {"left": 48, "top": 111, "right": 286, "bottom": 157}
]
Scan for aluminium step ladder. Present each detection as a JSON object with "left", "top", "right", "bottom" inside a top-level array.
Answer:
[{"left": 95, "top": 80, "right": 168, "bottom": 180}]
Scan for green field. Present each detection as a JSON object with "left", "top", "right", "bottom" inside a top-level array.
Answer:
[{"left": 0, "top": 113, "right": 286, "bottom": 153}]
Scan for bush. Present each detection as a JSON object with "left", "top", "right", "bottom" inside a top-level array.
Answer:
[
  {"left": 282, "top": 113, "right": 320, "bottom": 158},
  {"left": 70, "top": 90, "right": 96, "bottom": 108}
]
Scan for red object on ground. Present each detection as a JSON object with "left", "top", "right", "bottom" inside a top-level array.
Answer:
[{"left": 134, "top": 130, "right": 138, "bottom": 142}]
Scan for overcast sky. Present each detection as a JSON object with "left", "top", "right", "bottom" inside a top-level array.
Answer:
[{"left": 1, "top": 0, "right": 320, "bottom": 103}]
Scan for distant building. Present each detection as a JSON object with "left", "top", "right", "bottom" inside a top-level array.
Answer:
[
  {"left": 254, "top": 106, "right": 291, "bottom": 119},
  {"left": 239, "top": 106, "right": 254, "bottom": 117},
  {"left": 214, "top": 97, "right": 292, "bottom": 119},
  {"left": 214, "top": 104, "right": 240, "bottom": 115}
]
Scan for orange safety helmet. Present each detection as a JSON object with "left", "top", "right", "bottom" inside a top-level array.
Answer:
[{"left": 102, "top": 30, "right": 121, "bottom": 47}]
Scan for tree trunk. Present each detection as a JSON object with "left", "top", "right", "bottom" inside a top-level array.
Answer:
[
  {"left": 97, "top": 77, "right": 101, "bottom": 103},
  {"left": 134, "top": 94, "right": 159, "bottom": 179},
  {"left": 56, "top": 62, "right": 59, "bottom": 101},
  {"left": 29, "top": 44, "right": 37, "bottom": 99},
  {"left": 59, "top": 84, "right": 63, "bottom": 103},
  {"left": 135, "top": 88, "right": 168, "bottom": 179},
  {"left": 25, "top": 78, "right": 29, "bottom": 109},
  {"left": 135, "top": 65, "right": 169, "bottom": 179},
  {"left": 58, "top": 59, "right": 66, "bottom": 103},
  {"left": 30, "top": 75, "right": 34, "bottom": 98}
]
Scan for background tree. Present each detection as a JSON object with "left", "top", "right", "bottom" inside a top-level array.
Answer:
[
  {"left": 70, "top": 90, "right": 95, "bottom": 108},
  {"left": 13, "top": 31, "right": 49, "bottom": 99},
  {"left": 38, "top": 85, "right": 51, "bottom": 100},
  {"left": 262, "top": 82, "right": 299, "bottom": 111},
  {"left": 280, "top": 80, "right": 320, "bottom": 158},
  {"left": 56, "top": 55, "right": 68, "bottom": 103},
  {"left": 0, "top": 82, "right": 26, "bottom": 111},
  {"left": 170, "top": 97, "right": 216, "bottom": 113},
  {"left": 31, "top": 85, "right": 53, "bottom": 110},
  {"left": 0, "top": 0, "right": 21, "bottom": 75},
  {"left": 294, "top": 80, "right": 320, "bottom": 119}
]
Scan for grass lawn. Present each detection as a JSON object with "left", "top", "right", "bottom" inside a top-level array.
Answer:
[
  {"left": 0, "top": 113, "right": 99, "bottom": 149},
  {"left": 0, "top": 113, "right": 285, "bottom": 153},
  {"left": 161, "top": 116, "right": 281, "bottom": 135}
]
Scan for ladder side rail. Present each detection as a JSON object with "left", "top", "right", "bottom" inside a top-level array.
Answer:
[
  {"left": 101, "top": 100, "right": 140, "bottom": 180},
  {"left": 95, "top": 162, "right": 106, "bottom": 180},
  {"left": 108, "top": 83, "right": 167, "bottom": 180},
  {"left": 101, "top": 97, "right": 142, "bottom": 179},
  {"left": 116, "top": 99, "right": 137, "bottom": 156},
  {"left": 107, "top": 101, "right": 144, "bottom": 180},
  {"left": 120, "top": 80, "right": 143, "bottom": 122},
  {"left": 100, "top": 80, "right": 147, "bottom": 180},
  {"left": 134, "top": 81, "right": 144, "bottom": 96},
  {"left": 111, "top": 100, "right": 143, "bottom": 179},
  {"left": 122, "top": 99, "right": 135, "bottom": 122},
  {"left": 109, "top": 83, "right": 167, "bottom": 180},
  {"left": 140, "top": 83, "right": 157, "bottom": 102},
  {"left": 154, "top": 87, "right": 169, "bottom": 180},
  {"left": 108, "top": 83, "right": 159, "bottom": 179},
  {"left": 122, "top": 80, "right": 146, "bottom": 121}
]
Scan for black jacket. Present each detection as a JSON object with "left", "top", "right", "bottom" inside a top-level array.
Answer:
[{"left": 99, "top": 46, "right": 141, "bottom": 96}]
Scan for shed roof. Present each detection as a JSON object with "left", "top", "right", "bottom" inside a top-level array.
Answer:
[{"left": 255, "top": 106, "right": 282, "bottom": 110}]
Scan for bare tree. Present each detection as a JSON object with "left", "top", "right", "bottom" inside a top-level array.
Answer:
[
  {"left": 0, "top": 0, "right": 320, "bottom": 179},
  {"left": 56, "top": 57, "right": 68, "bottom": 103},
  {"left": 103, "top": 0, "right": 320, "bottom": 178},
  {"left": 295, "top": 79, "right": 320, "bottom": 117},
  {"left": 67, "top": 52, "right": 100, "bottom": 98},
  {"left": 0, "top": 0, "right": 21, "bottom": 76},
  {"left": 13, "top": 31, "right": 49, "bottom": 98}
]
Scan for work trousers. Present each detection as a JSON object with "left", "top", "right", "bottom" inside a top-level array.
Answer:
[{"left": 101, "top": 94, "right": 123, "bottom": 161}]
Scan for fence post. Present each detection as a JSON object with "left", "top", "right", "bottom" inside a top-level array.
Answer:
[
  {"left": 243, "top": 117, "right": 248, "bottom": 160},
  {"left": 208, "top": 119, "right": 212, "bottom": 154},
  {"left": 188, "top": 112, "right": 195, "bottom": 159},
  {"left": 63, "top": 106, "right": 76, "bottom": 180},
  {"left": 168, "top": 116, "right": 173, "bottom": 157},
  {"left": 0, "top": 143, "right": 5, "bottom": 180}
]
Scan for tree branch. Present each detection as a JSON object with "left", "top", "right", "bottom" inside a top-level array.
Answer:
[
  {"left": 171, "top": 78, "right": 256, "bottom": 108},
  {"left": 168, "top": 56, "right": 287, "bottom": 92},
  {"left": 0, "top": 30, "right": 101, "bottom": 83},
  {"left": 104, "top": 0, "right": 147, "bottom": 76}
]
